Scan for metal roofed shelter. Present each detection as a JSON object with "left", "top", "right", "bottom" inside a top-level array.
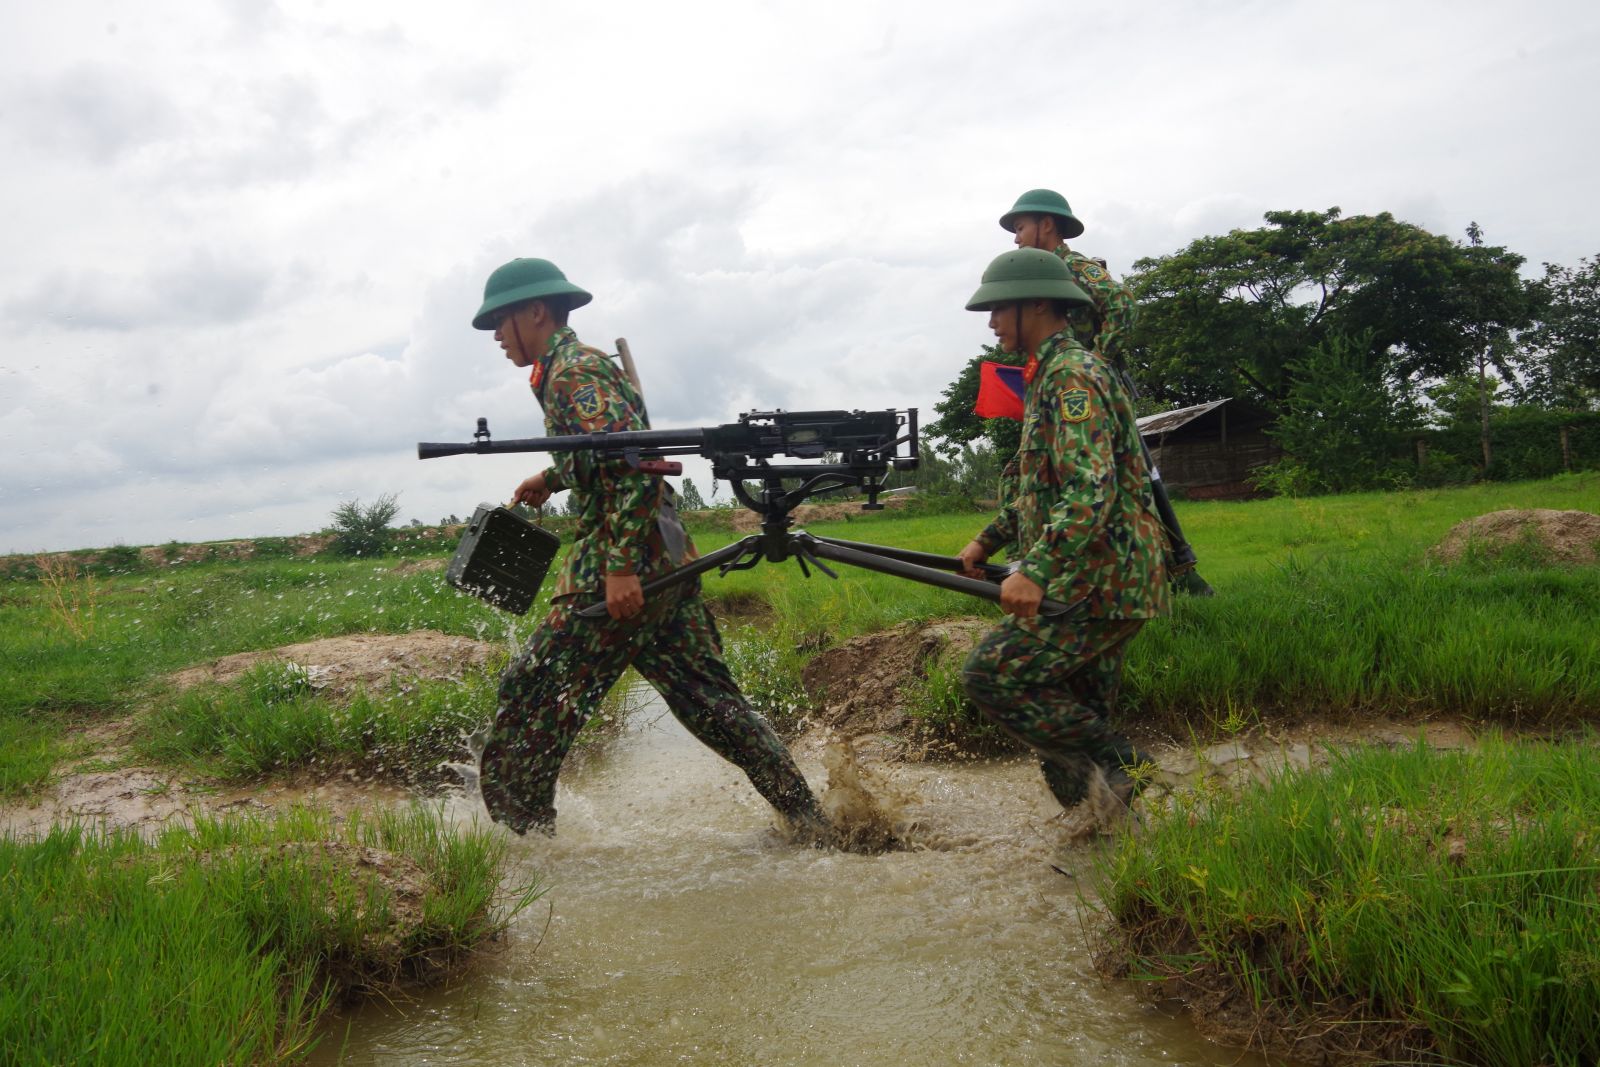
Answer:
[{"left": 1137, "top": 397, "right": 1279, "bottom": 500}]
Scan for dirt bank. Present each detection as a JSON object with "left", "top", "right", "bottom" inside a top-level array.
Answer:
[
  {"left": 799, "top": 616, "right": 1492, "bottom": 777},
  {"left": 3, "top": 632, "right": 497, "bottom": 840},
  {"left": 167, "top": 629, "right": 500, "bottom": 698},
  {"left": 800, "top": 617, "right": 988, "bottom": 746},
  {"left": 728, "top": 496, "right": 908, "bottom": 532}
]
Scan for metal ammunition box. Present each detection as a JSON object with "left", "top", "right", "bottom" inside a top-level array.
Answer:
[{"left": 445, "top": 503, "right": 561, "bottom": 615}]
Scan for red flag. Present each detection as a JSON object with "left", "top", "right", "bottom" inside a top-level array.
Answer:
[{"left": 974, "top": 361, "right": 1026, "bottom": 420}]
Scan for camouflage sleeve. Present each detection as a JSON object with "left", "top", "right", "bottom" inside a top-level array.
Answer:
[
  {"left": 1064, "top": 252, "right": 1139, "bottom": 365},
  {"left": 978, "top": 512, "right": 1017, "bottom": 556},
  {"left": 1016, "top": 364, "right": 1118, "bottom": 589},
  {"left": 543, "top": 359, "right": 656, "bottom": 574},
  {"left": 540, "top": 458, "right": 572, "bottom": 494},
  {"left": 977, "top": 455, "right": 1019, "bottom": 554},
  {"left": 1095, "top": 279, "right": 1138, "bottom": 365}
]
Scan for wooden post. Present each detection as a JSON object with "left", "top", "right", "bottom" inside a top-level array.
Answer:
[
  {"left": 615, "top": 337, "right": 643, "bottom": 395},
  {"left": 1561, "top": 424, "right": 1572, "bottom": 472},
  {"left": 1415, "top": 438, "right": 1428, "bottom": 467}
]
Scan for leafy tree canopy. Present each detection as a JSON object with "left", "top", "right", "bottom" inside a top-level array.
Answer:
[
  {"left": 1519, "top": 255, "right": 1600, "bottom": 410},
  {"left": 1125, "top": 208, "right": 1535, "bottom": 410}
]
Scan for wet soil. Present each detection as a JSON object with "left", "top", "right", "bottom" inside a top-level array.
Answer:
[
  {"left": 801, "top": 617, "right": 989, "bottom": 747},
  {"left": 3, "top": 631, "right": 493, "bottom": 839}
]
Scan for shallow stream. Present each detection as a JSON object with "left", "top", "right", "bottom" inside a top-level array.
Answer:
[{"left": 311, "top": 695, "right": 1274, "bottom": 1066}]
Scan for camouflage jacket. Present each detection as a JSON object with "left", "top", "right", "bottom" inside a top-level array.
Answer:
[
  {"left": 977, "top": 330, "right": 1169, "bottom": 621},
  {"left": 1055, "top": 243, "right": 1137, "bottom": 366},
  {"left": 530, "top": 327, "right": 691, "bottom": 600}
]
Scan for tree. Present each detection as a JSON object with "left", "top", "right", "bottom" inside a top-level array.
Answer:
[
  {"left": 1125, "top": 208, "right": 1534, "bottom": 411},
  {"left": 678, "top": 477, "right": 708, "bottom": 511},
  {"left": 1458, "top": 222, "right": 1540, "bottom": 472},
  {"left": 1263, "top": 332, "right": 1419, "bottom": 494},
  {"left": 328, "top": 493, "right": 401, "bottom": 556},
  {"left": 1520, "top": 255, "right": 1600, "bottom": 411}
]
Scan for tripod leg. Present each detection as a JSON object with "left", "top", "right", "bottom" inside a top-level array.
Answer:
[{"left": 574, "top": 536, "right": 760, "bottom": 619}]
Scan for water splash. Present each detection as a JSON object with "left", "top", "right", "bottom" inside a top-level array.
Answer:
[
  {"left": 814, "top": 734, "right": 916, "bottom": 854},
  {"left": 440, "top": 724, "right": 491, "bottom": 798}
]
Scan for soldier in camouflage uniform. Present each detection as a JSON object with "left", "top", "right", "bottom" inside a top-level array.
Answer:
[
  {"left": 993, "top": 190, "right": 1139, "bottom": 554},
  {"left": 1000, "top": 188, "right": 1137, "bottom": 363},
  {"left": 955, "top": 249, "right": 1170, "bottom": 812},
  {"left": 468, "top": 258, "right": 828, "bottom": 838}
]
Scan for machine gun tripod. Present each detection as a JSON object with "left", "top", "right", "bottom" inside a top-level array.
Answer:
[{"left": 570, "top": 456, "right": 1078, "bottom": 620}]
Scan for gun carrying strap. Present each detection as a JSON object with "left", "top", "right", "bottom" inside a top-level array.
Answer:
[{"left": 657, "top": 495, "right": 689, "bottom": 567}]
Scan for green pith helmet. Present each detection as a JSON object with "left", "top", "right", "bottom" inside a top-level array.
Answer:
[
  {"left": 965, "top": 248, "right": 1092, "bottom": 311},
  {"left": 998, "top": 188, "right": 1085, "bottom": 241},
  {"left": 471, "top": 258, "right": 593, "bottom": 330}
]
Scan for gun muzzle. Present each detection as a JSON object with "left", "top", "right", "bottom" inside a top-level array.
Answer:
[{"left": 417, "top": 442, "right": 482, "bottom": 460}]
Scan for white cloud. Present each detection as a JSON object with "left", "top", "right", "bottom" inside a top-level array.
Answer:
[{"left": 2, "top": 0, "right": 1598, "bottom": 552}]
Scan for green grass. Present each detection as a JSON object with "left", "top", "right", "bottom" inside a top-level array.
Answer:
[
  {"left": 695, "top": 474, "right": 1600, "bottom": 736},
  {"left": 4, "top": 474, "right": 1598, "bottom": 791},
  {"left": 1097, "top": 737, "right": 1600, "bottom": 1066},
  {"left": 0, "top": 803, "right": 539, "bottom": 1066},
  {"left": 132, "top": 660, "right": 501, "bottom": 782},
  {"left": 0, "top": 557, "right": 530, "bottom": 719}
]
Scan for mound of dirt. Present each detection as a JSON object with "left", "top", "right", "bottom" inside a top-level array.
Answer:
[
  {"left": 388, "top": 558, "right": 447, "bottom": 576},
  {"left": 729, "top": 496, "right": 907, "bottom": 532},
  {"left": 1430, "top": 508, "right": 1600, "bottom": 565},
  {"left": 168, "top": 630, "right": 501, "bottom": 698},
  {"left": 801, "top": 618, "right": 990, "bottom": 738}
]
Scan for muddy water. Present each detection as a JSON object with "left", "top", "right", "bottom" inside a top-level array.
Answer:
[{"left": 311, "top": 695, "right": 1271, "bottom": 1067}]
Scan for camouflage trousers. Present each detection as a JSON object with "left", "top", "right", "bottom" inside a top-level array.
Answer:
[
  {"left": 478, "top": 582, "right": 822, "bottom": 834},
  {"left": 962, "top": 617, "right": 1146, "bottom": 809}
]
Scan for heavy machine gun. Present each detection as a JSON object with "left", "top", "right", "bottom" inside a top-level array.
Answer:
[{"left": 418, "top": 407, "right": 1082, "bottom": 620}]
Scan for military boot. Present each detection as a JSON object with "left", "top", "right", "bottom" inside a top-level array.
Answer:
[{"left": 1040, "top": 755, "right": 1096, "bottom": 809}]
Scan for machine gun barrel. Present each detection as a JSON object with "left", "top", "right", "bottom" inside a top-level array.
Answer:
[
  {"left": 418, "top": 427, "right": 706, "bottom": 460},
  {"left": 417, "top": 409, "right": 911, "bottom": 465}
]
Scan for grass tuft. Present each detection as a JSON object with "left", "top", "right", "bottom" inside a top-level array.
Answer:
[
  {"left": 1096, "top": 737, "right": 1600, "bottom": 1065},
  {"left": 0, "top": 803, "right": 538, "bottom": 1065}
]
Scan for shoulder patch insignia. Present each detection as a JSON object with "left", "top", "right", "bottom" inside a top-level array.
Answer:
[
  {"left": 572, "top": 382, "right": 607, "bottom": 422},
  {"left": 1079, "top": 262, "right": 1108, "bottom": 283},
  {"left": 1062, "top": 387, "right": 1092, "bottom": 422}
]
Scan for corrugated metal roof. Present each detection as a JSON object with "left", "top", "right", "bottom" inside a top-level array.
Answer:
[{"left": 1136, "top": 398, "right": 1231, "bottom": 436}]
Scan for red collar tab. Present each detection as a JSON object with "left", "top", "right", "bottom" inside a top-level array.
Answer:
[{"left": 1022, "top": 354, "right": 1040, "bottom": 384}]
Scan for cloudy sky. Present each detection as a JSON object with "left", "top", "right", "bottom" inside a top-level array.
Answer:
[{"left": 1, "top": 0, "right": 1595, "bottom": 553}]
